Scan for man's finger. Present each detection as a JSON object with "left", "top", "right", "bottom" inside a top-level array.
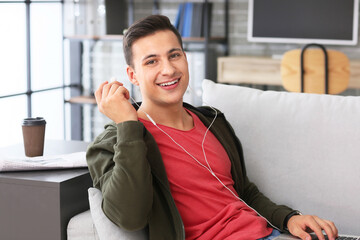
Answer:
[
  {"left": 105, "top": 81, "right": 124, "bottom": 96},
  {"left": 314, "top": 217, "right": 338, "bottom": 239},
  {"left": 324, "top": 219, "right": 338, "bottom": 237},
  {"left": 102, "top": 82, "right": 113, "bottom": 98},
  {"left": 305, "top": 216, "right": 325, "bottom": 240},
  {"left": 95, "top": 81, "right": 108, "bottom": 103},
  {"left": 293, "top": 228, "right": 311, "bottom": 240},
  {"left": 109, "top": 83, "right": 121, "bottom": 96},
  {"left": 115, "top": 86, "right": 130, "bottom": 100},
  {"left": 289, "top": 215, "right": 324, "bottom": 240}
]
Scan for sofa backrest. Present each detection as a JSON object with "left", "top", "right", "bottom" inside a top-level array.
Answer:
[{"left": 202, "top": 79, "right": 360, "bottom": 235}]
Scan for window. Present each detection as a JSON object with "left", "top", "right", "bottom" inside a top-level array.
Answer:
[{"left": 0, "top": 0, "right": 64, "bottom": 147}]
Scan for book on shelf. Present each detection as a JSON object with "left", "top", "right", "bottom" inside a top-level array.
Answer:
[
  {"left": 182, "top": 2, "right": 193, "bottom": 37},
  {"left": 176, "top": 3, "right": 186, "bottom": 36},
  {"left": 174, "top": 3, "right": 184, "bottom": 29},
  {"left": 202, "top": 2, "right": 213, "bottom": 38},
  {"left": 190, "top": 3, "right": 203, "bottom": 38},
  {"left": 174, "top": 2, "right": 212, "bottom": 38}
]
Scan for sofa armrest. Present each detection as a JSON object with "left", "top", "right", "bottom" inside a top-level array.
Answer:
[
  {"left": 67, "top": 210, "right": 99, "bottom": 240},
  {"left": 88, "top": 188, "right": 148, "bottom": 240}
]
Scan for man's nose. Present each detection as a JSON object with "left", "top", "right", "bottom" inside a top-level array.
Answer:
[{"left": 161, "top": 59, "right": 176, "bottom": 75}]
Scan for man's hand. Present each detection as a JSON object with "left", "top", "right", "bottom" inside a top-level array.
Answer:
[
  {"left": 94, "top": 80, "right": 138, "bottom": 124},
  {"left": 287, "top": 215, "right": 338, "bottom": 240}
]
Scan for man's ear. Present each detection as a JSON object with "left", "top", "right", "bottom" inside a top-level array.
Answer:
[{"left": 127, "top": 66, "right": 139, "bottom": 86}]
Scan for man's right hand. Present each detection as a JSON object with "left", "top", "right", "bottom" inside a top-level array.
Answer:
[{"left": 94, "top": 81, "right": 138, "bottom": 124}]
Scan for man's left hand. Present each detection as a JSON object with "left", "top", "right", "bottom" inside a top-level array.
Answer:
[{"left": 287, "top": 215, "right": 338, "bottom": 240}]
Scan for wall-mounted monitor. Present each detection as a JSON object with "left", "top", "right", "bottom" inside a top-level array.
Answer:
[{"left": 247, "top": 0, "right": 359, "bottom": 46}]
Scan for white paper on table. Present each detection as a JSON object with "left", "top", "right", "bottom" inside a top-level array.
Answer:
[{"left": 0, "top": 152, "right": 87, "bottom": 172}]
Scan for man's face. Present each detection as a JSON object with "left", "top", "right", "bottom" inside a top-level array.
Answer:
[{"left": 127, "top": 30, "right": 189, "bottom": 108}]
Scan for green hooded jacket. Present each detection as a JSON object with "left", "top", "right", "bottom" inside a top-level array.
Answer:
[{"left": 86, "top": 104, "right": 294, "bottom": 240}]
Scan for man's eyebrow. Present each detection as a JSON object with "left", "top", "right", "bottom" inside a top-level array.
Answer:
[
  {"left": 142, "top": 48, "right": 182, "bottom": 62},
  {"left": 168, "top": 48, "right": 182, "bottom": 53},
  {"left": 142, "top": 54, "right": 157, "bottom": 62}
]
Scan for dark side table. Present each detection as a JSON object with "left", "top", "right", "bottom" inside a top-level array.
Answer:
[{"left": 0, "top": 140, "right": 93, "bottom": 240}]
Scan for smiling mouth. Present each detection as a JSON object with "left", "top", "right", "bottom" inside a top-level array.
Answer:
[{"left": 158, "top": 78, "right": 180, "bottom": 87}]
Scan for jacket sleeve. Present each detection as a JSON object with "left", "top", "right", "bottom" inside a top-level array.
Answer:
[{"left": 86, "top": 121, "right": 153, "bottom": 231}]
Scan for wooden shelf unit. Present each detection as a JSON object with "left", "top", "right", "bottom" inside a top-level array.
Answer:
[
  {"left": 217, "top": 56, "right": 360, "bottom": 89},
  {"left": 66, "top": 96, "right": 96, "bottom": 105}
]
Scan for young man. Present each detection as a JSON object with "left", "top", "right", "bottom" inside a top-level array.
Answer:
[{"left": 87, "top": 15, "right": 338, "bottom": 240}]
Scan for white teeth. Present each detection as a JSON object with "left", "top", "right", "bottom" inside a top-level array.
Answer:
[{"left": 159, "top": 79, "right": 179, "bottom": 87}]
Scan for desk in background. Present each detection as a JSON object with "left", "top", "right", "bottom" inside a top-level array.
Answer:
[
  {"left": 217, "top": 56, "right": 360, "bottom": 89},
  {"left": 0, "top": 140, "right": 92, "bottom": 240}
]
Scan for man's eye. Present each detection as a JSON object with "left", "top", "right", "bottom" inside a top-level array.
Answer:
[
  {"left": 170, "top": 53, "right": 181, "bottom": 59},
  {"left": 146, "top": 60, "right": 156, "bottom": 65}
]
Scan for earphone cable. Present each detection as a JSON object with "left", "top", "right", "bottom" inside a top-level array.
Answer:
[{"left": 129, "top": 87, "right": 280, "bottom": 231}]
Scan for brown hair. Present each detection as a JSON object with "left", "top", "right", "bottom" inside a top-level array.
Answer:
[{"left": 123, "top": 15, "right": 183, "bottom": 68}]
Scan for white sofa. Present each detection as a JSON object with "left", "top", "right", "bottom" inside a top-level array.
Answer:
[{"left": 67, "top": 80, "right": 360, "bottom": 239}]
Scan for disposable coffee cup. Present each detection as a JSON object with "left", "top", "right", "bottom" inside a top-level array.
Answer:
[{"left": 22, "top": 117, "right": 46, "bottom": 157}]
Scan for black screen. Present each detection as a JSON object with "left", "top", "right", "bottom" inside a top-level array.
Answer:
[{"left": 251, "top": 0, "right": 355, "bottom": 41}]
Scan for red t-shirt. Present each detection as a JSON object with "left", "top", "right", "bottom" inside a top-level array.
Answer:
[{"left": 139, "top": 110, "right": 272, "bottom": 240}]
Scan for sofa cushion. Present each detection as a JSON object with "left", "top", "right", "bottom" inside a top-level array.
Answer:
[
  {"left": 67, "top": 210, "right": 99, "bottom": 240},
  {"left": 202, "top": 79, "right": 360, "bottom": 235},
  {"left": 88, "top": 187, "right": 148, "bottom": 240}
]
